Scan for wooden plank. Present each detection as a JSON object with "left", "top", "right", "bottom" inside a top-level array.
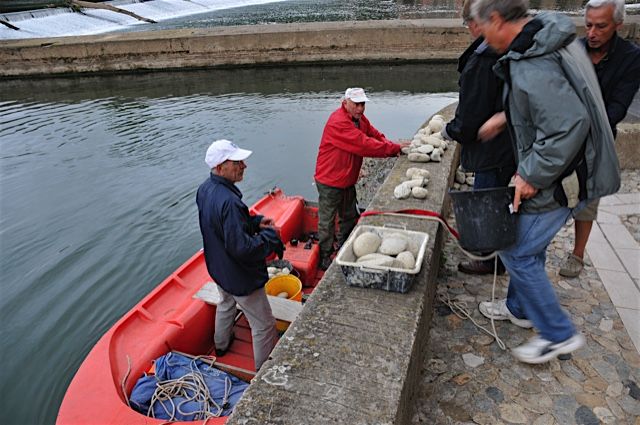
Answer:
[
  {"left": 266, "top": 294, "right": 303, "bottom": 323},
  {"left": 194, "top": 282, "right": 303, "bottom": 323},
  {"left": 193, "top": 281, "right": 223, "bottom": 304},
  {"left": 171, "top": 350, "right": 255, "bottom": 382}
]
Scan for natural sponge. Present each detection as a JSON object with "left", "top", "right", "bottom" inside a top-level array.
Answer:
[
  {"left": 379, "top": 235, "right": 408, "bottom": 256},
  {"left": 396, "top": 251, "right": 416, "bottom": 269},
  {"left": 352, "top": 231, "right": 382, "bottom": 258}
]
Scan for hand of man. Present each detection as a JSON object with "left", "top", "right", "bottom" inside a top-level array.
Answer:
[
  {"left": 478, "top": 112, "right": 507, "bottom": 142},
  {"left": 274, "top": 240, "right": 285, "bottom": 259},
  {"left": 513, "top": 174, "right": 538, "bottom": 213},
  {"left": 397, "top": 140, "right": 412, "bottom": 155},
  {"left": 260, "top": 217, "right": 275, "bottom": 228}
]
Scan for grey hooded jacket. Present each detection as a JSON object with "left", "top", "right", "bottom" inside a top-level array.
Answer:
[{"left": 494, "top": 12, "right": 620, "bottom": 213}]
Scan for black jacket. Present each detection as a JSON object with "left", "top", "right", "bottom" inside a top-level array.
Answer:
[
  {"left": 196, "top": 174, "right": 282, "bottom": 296},
  {"left": 581, "top": 33, "right": 640, "bottom": 138},
  {"left": 444, "top": 37, "right": 515, "bottom": 172}
]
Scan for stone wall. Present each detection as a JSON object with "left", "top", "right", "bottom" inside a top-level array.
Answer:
[{"left": 1, "top": 17, "right": 638, "bottom": 78}]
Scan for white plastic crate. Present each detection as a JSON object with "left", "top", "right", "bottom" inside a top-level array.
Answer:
[{"left": 335, "top": 225, "right": 429, "bottom": 293}]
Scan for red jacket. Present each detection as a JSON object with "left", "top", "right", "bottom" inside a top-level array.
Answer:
[{"left": 314, "top": 104, "right": 401, "bottom": 189}]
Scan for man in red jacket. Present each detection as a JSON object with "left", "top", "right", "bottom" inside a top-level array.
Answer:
[{"left": 314, "top": 88, "right": 409, "bottom": 270}]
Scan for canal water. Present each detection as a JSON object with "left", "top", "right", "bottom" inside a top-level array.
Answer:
[{"left": 0, "top": 63, "right": 458, "bottom": 424}]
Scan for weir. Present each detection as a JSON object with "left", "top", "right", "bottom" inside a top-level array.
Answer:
[{"left": 0, "top": 0, "right": 289, "bottom": 39}]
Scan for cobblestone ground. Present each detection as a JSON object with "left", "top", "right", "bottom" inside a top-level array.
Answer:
[{"left": 410, "top": 170, "right": 640, "bottom": 425}]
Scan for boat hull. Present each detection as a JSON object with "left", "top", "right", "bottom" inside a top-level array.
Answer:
[{"left": 57, "top": 189, "right": 321, "bottom": 424}]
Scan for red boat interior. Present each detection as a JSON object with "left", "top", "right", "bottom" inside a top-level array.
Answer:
[{"left": 58, "top": 189, "right": 325, "bottom": 424}]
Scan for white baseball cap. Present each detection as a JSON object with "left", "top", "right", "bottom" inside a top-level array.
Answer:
[
  {"left": 205, "top": 139, "right": 252, "bottom": 169},
  {"left": 344, "top": 87, "right": 369, "bottom": 103}
]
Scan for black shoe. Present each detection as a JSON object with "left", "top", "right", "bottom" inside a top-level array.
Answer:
[
  {"left": 319, "top": 257, "right": 332, "bottom": 271},
  {"left": 457, "top": 260, "right": 504, "bottom": 275},
  {"left": 215, "top": 333, "right": 235, "bottom": 357}
]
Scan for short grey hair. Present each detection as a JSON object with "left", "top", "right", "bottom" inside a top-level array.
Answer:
[
  {"left": 586, "top": 0, "right": 625, "bottom": 23},
  {"left": 471, "top": 0, "right": 529, "bottom": 23}
]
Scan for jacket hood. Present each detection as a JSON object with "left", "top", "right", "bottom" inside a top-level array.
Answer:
[{"left": 505, "top": 12, "right": 576, "bottom": 61}]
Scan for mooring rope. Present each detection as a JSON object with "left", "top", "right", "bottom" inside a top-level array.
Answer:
[{"left": 121, "top": 355, "right": 132, "bottom": 407}]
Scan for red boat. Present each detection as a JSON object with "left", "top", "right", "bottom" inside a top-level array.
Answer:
[{"left": 57, "top": 188, "right": 323, "bottom": 424}]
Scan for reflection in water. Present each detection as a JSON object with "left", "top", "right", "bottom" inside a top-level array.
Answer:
[
  {"left": 1, "top": 64, "right": 458, "bottom": 103},
  {"left": 0, "top": 64, "right": 458, "bottom": 425}
]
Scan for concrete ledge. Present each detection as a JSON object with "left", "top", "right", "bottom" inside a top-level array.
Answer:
[
  {"left": 227, "top": 103, "right": 459, "bottom": 425},
  {"left": 1, "top": 17, "right": 638, "bottom": 78},
  {"left": 616, "top": 123, "right": 640, "bottom": 169}
]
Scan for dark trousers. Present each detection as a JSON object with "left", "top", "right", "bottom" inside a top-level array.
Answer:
[
  {"left": 473, "top": 166, "right": 515, "bottom": 190},
  {"left": 315, "top": 181, "right": 359, "bottom": 259}
]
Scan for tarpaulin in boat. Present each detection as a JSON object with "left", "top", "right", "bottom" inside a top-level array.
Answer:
[{"left": 129, "top": 352, "right": 249, "bottom": 421}]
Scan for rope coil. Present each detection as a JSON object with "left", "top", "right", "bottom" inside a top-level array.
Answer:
[{"left": 147, "top": 353, "right": 233, "bottom": 421}]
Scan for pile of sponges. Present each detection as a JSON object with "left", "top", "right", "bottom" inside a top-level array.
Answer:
[
  {"left": 402, "top": 115, "right": 450, "bottom": 164},
  {"left": 350, "top": 230, "right": 419, "bottom": 270}
]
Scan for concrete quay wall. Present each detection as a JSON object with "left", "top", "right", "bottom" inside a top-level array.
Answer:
[{"left": 1, "top": 17, "right": 638, "bottom": 78}]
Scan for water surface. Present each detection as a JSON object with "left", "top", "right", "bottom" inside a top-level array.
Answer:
[{"left": 0, "top": 63, "right": 458, "bottom": 424}]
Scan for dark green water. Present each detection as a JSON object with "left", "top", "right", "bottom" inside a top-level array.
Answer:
[{"left": 0, "top": 64, "right": 458, "bottom": 424}]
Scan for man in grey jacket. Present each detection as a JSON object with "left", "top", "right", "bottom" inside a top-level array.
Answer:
[{"left": 471, "top": 0, "right": 620, "bottom": 363}]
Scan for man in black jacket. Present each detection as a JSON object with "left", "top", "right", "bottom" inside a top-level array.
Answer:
[
  {"left": 442, "top": 0, "right": 516, "bottom": 275},
  {"left": 197, "top": 139, "right": 282, "bottom": 370},
  {"left": 559, "top": 0, "right": 640, "bottom": 277}
]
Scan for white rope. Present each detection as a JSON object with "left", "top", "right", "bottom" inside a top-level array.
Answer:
[
  {"left": 147, "top": 353, "right": 233, "bottom": 421},
  {"left": 437, "top": 256, "right": 506, "bottom": 350},
  {"left": 121, "top": 355, "right": 132, "bottom": 407}
]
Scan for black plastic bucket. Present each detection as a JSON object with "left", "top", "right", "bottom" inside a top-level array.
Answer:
[{"left": 448, "top": 187, "right": 518, "bottom": 252}]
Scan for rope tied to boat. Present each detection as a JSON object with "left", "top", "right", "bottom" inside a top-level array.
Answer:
[{"left": 147, "top": 353, "right": 232, "bottom": 421}]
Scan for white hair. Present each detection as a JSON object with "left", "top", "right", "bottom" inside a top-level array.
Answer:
[
  {"left": 586, "top": 0, "right": 625, "bottom": 23},
  {"left": 471, "top": 0, "right": 529, "bottom": 23}
]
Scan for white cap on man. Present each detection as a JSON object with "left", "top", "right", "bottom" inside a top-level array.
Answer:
[
  {"left": 205, "top": 139, "right": 252, "bottom": 169},
  {"left": 344, "top": 87, "right": 370, "bottom": 103}
]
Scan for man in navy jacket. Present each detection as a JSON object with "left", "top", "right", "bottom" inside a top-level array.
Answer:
[
  {"left": 442, "top": 0, "right": 515, "bottom": 275},
  {"left": 197, "top": 139, "right": 283, "bottom": 370}
]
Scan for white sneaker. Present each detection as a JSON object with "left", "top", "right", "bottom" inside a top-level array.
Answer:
[
  {"left": 479, "top": 298, "right": 533, "bottom": 329},
  {"left": 512, "top": 333, "right": 586, "bottom": 364}
]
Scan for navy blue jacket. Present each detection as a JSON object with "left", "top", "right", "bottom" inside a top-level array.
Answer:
[
  {"left": 196, "top": 174, "right": 280, "bottom": 296},
  {"left": 444, "top": 37, "right": 515, "bottom": 172},
  {"left": 581, "top": 33, "right": 640, "bottom": 138}
]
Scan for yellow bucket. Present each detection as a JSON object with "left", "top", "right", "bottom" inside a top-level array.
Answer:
[{"left": 265, "top": 274, "right": 302, "bottom": 332}]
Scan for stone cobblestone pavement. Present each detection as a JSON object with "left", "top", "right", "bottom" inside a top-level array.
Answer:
[{"left": 410, "top": 169, "right": 640, "bottom": 425}]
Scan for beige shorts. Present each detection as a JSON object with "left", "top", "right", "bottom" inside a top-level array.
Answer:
[{"left": 574, "top": 198, "right": 600, "bottom": 221}]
